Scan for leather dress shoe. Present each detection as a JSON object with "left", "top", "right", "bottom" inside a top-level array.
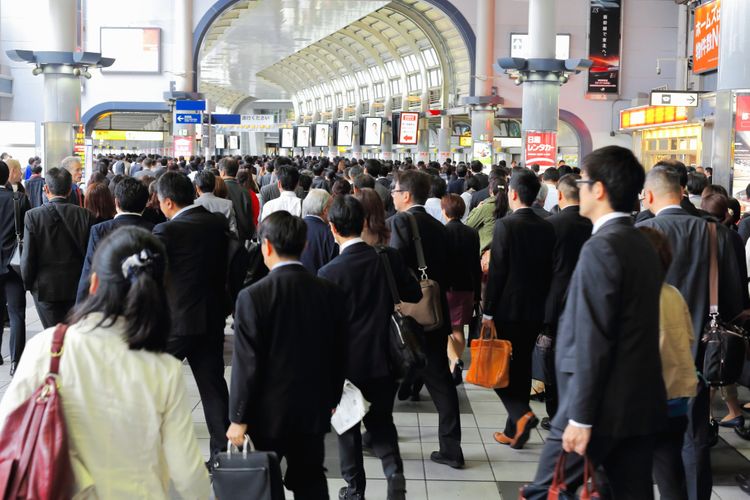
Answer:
[
  {"left": 719, "top": 415, "right": 745, "bottom": 428},
  {"left": 387, "top": 473, "right": 406, "bottom": 500},
  {"left": 429, "top": 451, "right": 464, "bottom": 469},
  {"left": 338, "top": 486, "right": 365, "bottom": 500},
  {"left": 0, "top": 354, "right": 4, "bottom": 366},
  {"left": 493, "top": 432, "right": 513, "bottom": 445},
  {"left": 451, "top": 360, "right": 464, "bottom": 386},
  {"left": 540, "top": 417, "right": 551, "bottom": 431},
  {"left": 9, "top": 361, "right": 16, "bottom": 377},
  {"left": 511, "top": 412, "right": 539, "bottom": 450},
  {"left": 735, "top": 424, "right": 750, "bottom": 441}
]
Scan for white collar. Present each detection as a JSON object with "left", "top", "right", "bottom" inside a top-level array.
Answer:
[
  {"left": 655, "top": 204, "right": 682, "bottom": 217},
  {"left": 271, "top": 260, "right": 303, "bottom": 271},
  {"left": 198, "top": 192, "right": 217, "bottom": 199},
  {"left": 114, "top": 211, "right": 142, "bottom": 218},
  {"left": 339, "top": 237, "right": 365, "bottom": 253},
  {"left": 171, "top": 204, "right": 198, "bottom": 220},
  {"left": 592, "top": 211, "right": 631, "bottom": 234},
  {"left": 280, "top": 190, "right": 297, "bottom": 197}
]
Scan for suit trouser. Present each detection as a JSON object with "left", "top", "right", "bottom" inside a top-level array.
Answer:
[
  {"left": 253, "top": 433, "right": 328, "bottom": 500},
  {"left": 0, "top": 270, "right": 25, "bottom": 362},
  {"left": 682, "top": 380, "right": 712, "bottom": 500},
  {"left": 339, "top": 377, "right": 403, "bottom": 493},
  {"left": 494, "top": 322, "right": 539, "bottom": 436},
  {"left": 522, "top": 421, "right": 656, "bottom": 500},
  {"left": 32, "top": 294, "right": 74, "bottom": 329},
  {"left": 166, "top": 334, "right": 229, "bottom": 457},
  {"left": 654, "top": 415, "right": 688, "bottom": 500},
  {"left": 420, "top": 331, "right": 463, "bottom": 460}
]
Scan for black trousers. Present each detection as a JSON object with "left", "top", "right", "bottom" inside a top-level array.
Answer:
[
  {"left": 654, "top": 415, "right": 688, "bottom": 500},
  {"left": 494, "top": 322, "right": 539, "bottom": 436},
  {"left": 0, "top": 270, "right": 25, "bottom": 362},
  {"left": 166, "top": 335, "right": 229, "bottom": 456},
  {"left": 339, "top": 377, "right": 402, "bottom": 493},
  {"left": 522, "top": 421, "right": 657, "bottom": 500},
  {"left": 253, "top": 433, "right": 328, "bottom": 500},
  {"left": 682, "top": 380, "right": 712, "bottom": 500},
  {"left": 420, "top": 332, "right": 462, "bottom": 460},
  {"left": 33, "top": 294, "right": 74, "bottom": 329}
]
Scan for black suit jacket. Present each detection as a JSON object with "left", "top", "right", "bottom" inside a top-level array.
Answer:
[
  {"left": 483, "top": 208, "right": 555, "bottom": 323},
  {"left": 76, "top": 214, "right": 155, "bottom": 303},
  {"left": 0, "top": 188, "right": 30, "bottom": 276},
  {"left": 444, "top": 220, "right": 481, "bottom": 298},
  {"left": 739, "top": 216, "right": 750, "bottom": 245},
  {"left": 473, "top": 173, "right": 489, "bottom": 190},
  {"left": 25, "top": 177, "right": 45, "bottom": 208},
  {"left": 21, "top": 198, "right": 94, "bottom": 301},
  {"left": 555, "top": 217, "right": 667, "bottom": 437},
  {"left": 300, "top": 215, "right": 339, "bottom": 274},
  {"left": 153, "top": 206, "right": 229, "bottom": 338},
  {"left": 447, "top": 178, "right": 465, "bottom": 195},
  {"left": 224, "top": 178, "right": 255, "bottom": 242},
  {"left": 469, "top": 187, "right": 490, "bottom": 212},
  {"left": 387, "top": 206, "right": 452, "bottom": 336},
  {"left": 318, "top": 243, "right": 421, "bottom": 384},
  {"left": 231, "top": 264, "right": 346, "bottom": 438},
  {"left": 543, "top": 206, "right": 592, "bottom": 326},
  {"left": 638, "top": 207, "right": 744, "bottom": 346}
]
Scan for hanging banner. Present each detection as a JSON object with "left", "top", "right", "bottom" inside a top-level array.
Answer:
[
  {"left": 473, "top": 141, "right": 493, "bottom": 167},
  {"left": 525, "top": 131, "right": 557, "bottom": 168},
  {"left": 693, "top": 0, "right": 721, "bottom": 74},
  {"left": 587, "top": 0, "right": 621, "bottom": 97},
  {"left": 734, "top": 95, "right": 750, "bottom": 199}
]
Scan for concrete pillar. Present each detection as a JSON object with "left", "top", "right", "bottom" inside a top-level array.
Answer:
[
  {"left": 173, "top": 0, "right": 194, "bottom": 92},
  {"left": 417, "top": 117, "right": 430, "bottom": 164},
  {"left": 352, "top": 113, "right": 362, "bottom": 160},
  {"left": 438, "top": 115, "right": 451, "bottom": 164},
  {"left": 475, "top": 0, "right": 495, "bottom": 97},
  {"left": 382, "top": 101, "right": 393, "bottom": 161}
]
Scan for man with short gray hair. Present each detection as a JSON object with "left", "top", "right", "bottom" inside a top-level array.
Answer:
[
  {"left": 300, "top": 188, "right": 337, "bottom": 273},
  {"left": 61, "top": 155, "right": 84, "bottom": 206}
]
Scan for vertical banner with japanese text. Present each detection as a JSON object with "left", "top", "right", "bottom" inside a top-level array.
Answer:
[
  {"left": 693, "top": 0, "right": 721, "bottom": 74},
  {"left": 733, "top": 95, "right": 750, "bottom": 199},
  {"left": 587, "top": 0, "right": 621, "bottom": 97},
  {"left": 524, "top": 131, "right": 557, "bottom": 169}
]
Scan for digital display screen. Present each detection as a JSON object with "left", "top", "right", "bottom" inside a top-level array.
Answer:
[
  {"left": 215, "top": 133, "right": 225, "bottom": 149},
  {"left": 314, "top": 124, "right": 330, "bottom": 147},
  {"left": 397, "top": 112, "right": 419, "bottom": 145},
  {"left": 336, "top": 121, "right": 354, "bottom": 146},
  {"left": 296, "top": 126, "right": 311, "bottom": 148},
  {"left": 363, "top": 117, "right": 383, "bottom": 146},
  {"left": 280, "top": 128, "right": 294, "bottom": 148},
  {"left": 228, "top": 135, "right": 239, "bottom": 150}
]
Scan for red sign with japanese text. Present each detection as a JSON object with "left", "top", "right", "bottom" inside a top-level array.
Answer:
[
  {"left": 737, "top": 95, "right": 750, "bottom": 132},
  {"left": 525, "top": 132, "right": 557, "bottom": 168},
  {"left": 693, "top": 0, "right": 721, "bottom": 74}
]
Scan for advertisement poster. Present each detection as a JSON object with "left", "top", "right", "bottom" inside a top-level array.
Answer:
[
  {"left": 473, "top": 141, "right": 493, "bottom": 168},
  {"left": 296, "top": 126, "right": 310, "bottom": 148},
  {"left": 734, "top": 95, "right": 750, "bottom": 201},
  {"left": 587, "top": 0, "right": 621, "bottom": 96},
  {"left": 693, "top": 0, "right": 720, "bottom": 74},
  {"left": 397, "top": 112, "right": 419, "bottom": 145},
  {"left": 363, "top": 117, "right": 382, "bottom": 146},
  {"left": 174, "top": 137, "right": 193, "bottom": 158},
  {"left": 215, "top": 133, "right": 225, "bottom": 149},
  {"left": 524, "top": 131, "right": 557, "bottom": 168},
  {"left": 280, "top": 128, "right": 294, "bottom": 149},
  {"left": 336, "top": 121, "right": 353, "bottom": 146},
  {"left": 228, "top": 135, "right": 239, "bottom": 150},
  {"left": 314, "top": 124, "right": 330, "bottom": 147}
]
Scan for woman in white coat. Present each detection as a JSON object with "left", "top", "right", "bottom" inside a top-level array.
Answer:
[{"left": 0, "top": 226, "right": 210, "bottom": 499}]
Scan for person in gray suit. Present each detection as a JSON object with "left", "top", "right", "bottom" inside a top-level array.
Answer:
[
  {"left": 193, "top": 170, "right": 237, "bottom": 236},
  {"left": 637, "top": 166, "right": 744, "bottom": 500},
  {"left": 523, "top": 146, "right": 667, "bottom": 500}
]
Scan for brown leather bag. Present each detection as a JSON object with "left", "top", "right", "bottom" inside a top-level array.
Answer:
[
  {"left": 398, "top": 213, "right": 444, "bottom": 332},
  {"left": 466, "top": 323, "right": 512, "bottom": 389}
]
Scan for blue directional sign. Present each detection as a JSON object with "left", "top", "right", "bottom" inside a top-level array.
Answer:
[
  {"left": 175, "top": 113, "right": 201, "bottom": 124},
  {"left": 175, "top": 100, "right": 206, "bottom": 112}
]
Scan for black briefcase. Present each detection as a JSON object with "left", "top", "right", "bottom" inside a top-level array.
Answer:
[{"left": 211, "top": 437, "right": 285, "bottom": 500}]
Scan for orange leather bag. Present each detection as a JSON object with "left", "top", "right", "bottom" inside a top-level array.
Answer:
[{"left": 466, "top": 323, "right": 512, "bottom": 389}]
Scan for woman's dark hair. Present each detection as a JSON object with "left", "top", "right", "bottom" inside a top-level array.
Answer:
[
  {"left": 701, "top": 193, "right": 732, "bottom": 226},
  {"left": 353, "top": 188, "right": 390, "bottom": 244},
  {"left": 328, "top": 195, "right": 365, "bottom": 237},
  {"left": 465, "top": 176, "right": 481, "bottom": 191},
  {"left": 429, "top": 176, "right": 447, "bottom": 199},
  {"left": 639, "top": 226, "right": 673, "bottom": 272},
  {"left": 84, "top": 182, "right": 116, "bottom": 221},
  {"left": 71, "top": 226, "right": 170, "bottom": 352},
  {"left": 702, "top": 184, "right": 728, "bottom": 198},
  {"left": 441, "top": 194, "right": 465, "bottom": 220},
  {"left": 88, "top": 171, "right": 107, "bottom": 186},
  {"left": 332, "top": 179, "right": 352, "bottom": 197},
  {"left": 236, "top": 168, "right": 259, "bottom": 193},
  {"left": 728, "top": 198, "right": 742, "bottom": 226},
  {"left": 493, "top": 177, "right": 510, "bottom": 220}
]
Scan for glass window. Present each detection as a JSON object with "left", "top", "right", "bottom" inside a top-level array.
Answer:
[
  {"left": 421, "top": 48, "right": 438, "bottom": 67},
  {"left": 343, "top": 75, "right": 355, "bottom": 89},
  {"left": 369, "top": 66, "right": 383, "bottom": 82},
  {"left": 324, "top": 95, "right": 332, "bottom": 109},
  {"left": 390, "top": 78, "right": 401, "bottom": 95},
  {"left": 373, "top": 82, "right": 384, "bottom": 99},
  {"left": 385, "top": 60, "right": 402, "bottom": 78},
  {"left": 407, "top": 73, "right": 423, "bottom": 92},
  {"left": 335, "top": 93, "right": 343, "bottom": 107},
  {"left": 355, "top": 70, "right": 369, "bottom": 86},
  {"left": 428, "top": 68, "right": 442, "bottom": 87},
  {"left": 346, "top": 89, "right": 356, "bottom": 104},
  {"left": 359, "top": 86, "right": 369, "bottom": 101},
  {"left": 403, "top": 54, "right": 418, "bottom": 72},
  {"left": 315, "top": 97, "right": 322, "bottom": 110}
]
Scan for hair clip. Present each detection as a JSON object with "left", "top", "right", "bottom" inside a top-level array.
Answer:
[{"left": 121, "top": 249, "right": 157, "bottom": 282}]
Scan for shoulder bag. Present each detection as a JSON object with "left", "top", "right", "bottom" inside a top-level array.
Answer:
[
  {"left": 398, "top": 212, "right": 443, "bottom": 332},
  {"left": 0, "top": 324, "right": 74, "bottom": 500},
  {"left": 43, "top": 203, "right": 85, "bottom": 259},
  {"left": 376, "top": 247, "right": 427, "bottom": 380},
  {"left": 701, "top": 222, "right": 748, "bottom": 387},
  {"left": 9, "top": 192, "right": 23, "bottom": 274},
  {"left": 465, "top": 322, "right": 512, "bottom": 389}
]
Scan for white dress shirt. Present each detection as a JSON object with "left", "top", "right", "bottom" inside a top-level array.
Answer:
[
  {"left": 339, "top": 237, "right": 364, "bottom": 253},
  {"left": 655, "top": 204, "right": 682, "bottom": 217},
  {"left": 543, "top": 184, "right": 559, "bottom": 212},
  {"left": 0, "top": 314, "right": 210, "bottom": 499},
  {"left": 424, "top": 197, "right": 447, "bottom": 224},
  {"left": 260, "top": 191, "right": 303, "bottom": 221},
  {"left": 591, "top": 211, "right": 631, "bottom": 234}
]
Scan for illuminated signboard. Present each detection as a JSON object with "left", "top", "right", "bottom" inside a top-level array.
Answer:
[
  {"left": 397, "top": 112, "right": 419, "bottom": 145},
  {"left": 228, "top": 135, "right": 239, "bottom": 150},
  {"left": 280, "top": 128, "right": 294, "bottom": 148},
  {"left": 619, "top": 105, "right": 689, "bottom": 130},
  {"left": 216, "top": 133, "right": 225, "bottom": 149},
  {"left": 693, "top": 0, "right": 720, "bottom": 74},
  {"left": 362, "top": 117, "right": 383, "bottom": 146},
  {"left": 295, "top": 126, "right": 311, "bottom": 148},
  {"left": 314, "top": 124, "right": 330, "bottom": 147},
  {"left": 92, "top": 130, "right": 164, "bottom": 141},
  {"left": 459, "top": 135, "right": 472, "bottom": 147},
  {"left": 336, "top": 121, "right": 354, "bottom": 146}
]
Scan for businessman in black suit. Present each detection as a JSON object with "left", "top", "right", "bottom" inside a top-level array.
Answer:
[
  {"left": 300, "top": 189, "right": 338, "bottom": 273},
  {"left": 541, "top": 174, "right": 592, "bottom": 427},
  {"left": 635, "top": 159, "right": 703, "bottom": 222},
  {"left": 21, "top": 167, "right": 93, "bottom": 329},
  {"left": 482, "top": 169, "right": 555, "bottom": 449},
  {"left": 387, "top": 170, "right": 464, "bottom": 469},
  {"left": 319, "top": 196, "right": 421, "bottom": 500},
  {"left": 523, "top": 146, "right": 667, "bottom": 500},
  {"left": 228, "top": 211, "right": 346, "bottom": 500},
  {"left": 637, "top": 166, "right": 744, "bottom": 500},
  {"left": 447, "top": 164, "right": 467, "bottom": 194},
  {"left": 76, "top": 177, "right": 154, "bottom": 303},
  {"left": 25, "top": 166, "right": 45, "bottom": 208},
  {"left": 220, "top": 157, "right": 255, "bottom": 244},
  {"left": 153, "top": 172, "right": 230, "bottom": 459}
]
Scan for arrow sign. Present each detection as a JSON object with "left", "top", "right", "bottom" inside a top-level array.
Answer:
[
  {"left": 650, "top": 91, "right": 700, "bottom": 108},
  {"left": 174, "top": 113, "right": 201, "bottom": 124}
]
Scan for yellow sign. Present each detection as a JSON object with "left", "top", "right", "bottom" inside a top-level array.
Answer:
[
  {"left": 459, "top": 135, "right": 472, "bottom": 147},
  {"left": 92, "top": 130, "right": 164, "bottom": 141}
]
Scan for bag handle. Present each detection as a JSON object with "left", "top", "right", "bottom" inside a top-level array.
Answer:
[
  {"left": 580, "top": 457, "right": 601, "bottom": 499},
  {"left": 12, "top": 192, "right": 22, "bottom": 242},
  {"left": 551, "top": 452, "right": 568, "bottom": 491},
  {"left": 708, "top": 222, "right": 718, "bottom": 318},
  {"left": 226, "top": 434, "right": 255, "bottom": 459},
  {"left": 49, "top": 323, "right": 69, "bottom": 375},
  {"left": 376, "top": 247, "right": 402, "bottom": 305},
  {"left": 479, "top": 323, "right": 498, "bottom": 341},
  {"left": 405, "top": 212, "right": 429, "bottom": 280}
]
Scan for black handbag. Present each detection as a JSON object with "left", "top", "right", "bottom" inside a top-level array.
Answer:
[
  {"left": 701, "top": 222, "right": 749, "bottom": 387},
  {"left": 9, "top": 192, "right": 22, "bottom": 274},
  {"left": 211, "top": 436, "right": 285, "bottom": 500},
  {"left": 376, "top": 247, "right": 427, "bottom": 380},
  {"left": 531, "top": 328, "right": 555, "bottom": 385}
]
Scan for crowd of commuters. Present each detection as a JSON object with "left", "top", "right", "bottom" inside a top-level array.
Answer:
[{"left": 0, "top": 146, "right": 747, "bottom": 500}]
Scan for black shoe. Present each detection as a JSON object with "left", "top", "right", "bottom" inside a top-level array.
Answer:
[
  {"left": 397, "top": 379, "right": 412, "bottom": 401},
  {"left": 338, "top": 486, "right": 365, "bottom": 500},
  {"left": 429, "top": 451, "right": 464, "bottom": 469},
  {"left": 540, "top": 417, "right": 551, "bottom": 431},
  {"left": 0, "top": 355, "right": 4, "bottom": 366},
  {"left": 452, "top": 360, "right": 464, "bottom": 386},
  {"left": 9, "top": 361, "right": 16, "bottom": 377},
  {"left": 387, "top": 473, "right": 406, "bottom": 500},
  {"left": 735, "top": 425, "right": 750, "bottom": 441},
  {"left": 719, "top": 415, "right": 745, "bottom": 428},
  {"left": 709, "top": 418, "right": 720, "bottom": 447}
]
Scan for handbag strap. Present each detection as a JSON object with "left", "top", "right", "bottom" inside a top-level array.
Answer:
[
  {"left": 44, "top": 203, "right": 85, "bottom": 259},
  {"left": 12, "top": 192, "right": 22, "bottom": 240},
  {"left": 405, "top": 212, "right": 428, "bottom": 280},
  {"left": 376, "top": 247, "right": 402, "bottom": 304},
  {"left": 49, "top": 323, "right": 69, "bottom": 375},
  {"left": 479, "top": 322, "right": 498, "bottom": 340},
  {"left": 551, "top": 452, "right": 568, "bottom": 489},
  {"left": 708, "top": 222, "right": 718, "bottom": 316},
  {"left": 581, "top": 457, "right": 601, "bottom": 499}
]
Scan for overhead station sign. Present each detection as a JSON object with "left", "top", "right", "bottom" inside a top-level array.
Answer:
[
  {"left": 693, "top": 0, "right": 721, "bottom": 74},
  {"left": 174, "top": 100, "right": 205, "bottom": 125},
  {"left": 650, "top": 91, "right": 700, "bottom": 108}
]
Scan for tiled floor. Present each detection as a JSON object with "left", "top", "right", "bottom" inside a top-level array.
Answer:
[{"left": 2, "top": 295, "right": 750, "bottom": 499}]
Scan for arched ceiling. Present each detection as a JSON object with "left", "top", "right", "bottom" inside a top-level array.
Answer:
[{"left": 197, "top": 0, "right": 470, "bottom": 114}]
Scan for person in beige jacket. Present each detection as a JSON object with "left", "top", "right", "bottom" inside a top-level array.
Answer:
[
  {"left": 640, "top": 226, "right": 698, "bottom": 500},
  {"left": 0, "top": 227, "right": 210, "bottom": 499}
]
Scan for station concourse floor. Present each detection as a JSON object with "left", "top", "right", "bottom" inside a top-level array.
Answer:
[{"left": 1, "top": 294, "right": 750, "bottom": 499}]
